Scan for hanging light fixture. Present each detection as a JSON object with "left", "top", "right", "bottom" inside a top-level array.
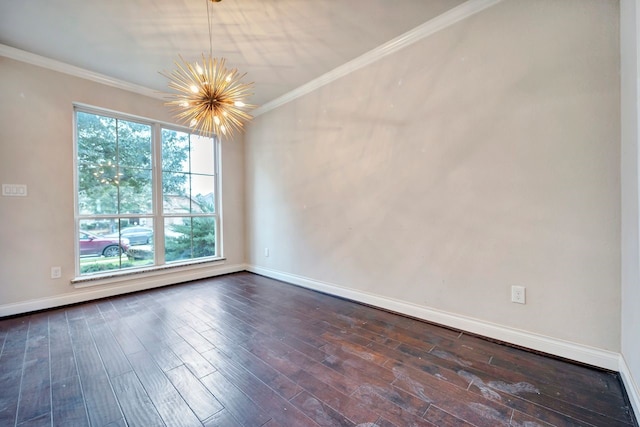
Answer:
[{"left": 161, "top": 0, "right": 254, "bottom": 139}]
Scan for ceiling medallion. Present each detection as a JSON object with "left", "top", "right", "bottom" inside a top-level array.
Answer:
[{"left": 161, "top": 0, "right": 254, "bottom": 139}]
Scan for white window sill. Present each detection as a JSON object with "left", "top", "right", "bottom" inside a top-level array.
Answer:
[{"left": 72, "top": 257, "right": 227, "bottom": 288}]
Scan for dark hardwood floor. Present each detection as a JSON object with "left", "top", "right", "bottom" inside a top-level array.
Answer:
[{"left": 0, "top": 272, "right": 636, "bottom": 427}]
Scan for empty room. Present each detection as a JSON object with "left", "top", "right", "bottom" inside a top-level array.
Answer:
[{"left": 0, "top": 0, "right": 639, "bottom": 426}]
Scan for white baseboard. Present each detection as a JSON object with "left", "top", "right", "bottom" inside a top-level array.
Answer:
[
  {"left": 0, "top": 263, "right": 246, "bottom": 317},
  {"left": 620, "top": 355, "right": 640, "bottom": 424},
  {"left": 247, "top": 264, "right": 620, "bottom": 371}
]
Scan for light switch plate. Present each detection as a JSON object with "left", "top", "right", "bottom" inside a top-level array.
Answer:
[{"left": 2, "top": 184, "right": 28, "bottom": 197}]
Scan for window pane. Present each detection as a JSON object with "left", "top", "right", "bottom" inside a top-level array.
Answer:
[
  {"left": 77, "top": 112, "right": 117, "bottom": 167},
  {"left": 190, "top": 134, "right": 215, "bottom": 175},
  {"left": 163, "top": 172, "right": 190, "bottom": 214},
  {"left": 78, "top": 176, "right": 118, "bottom": 215},
  {"left": 117, "top": 120, "right": 152, "bottom": 168},
  {"left": 164, "top": 216, "right": 216, "bottom": 262},
  {"left": 162, "top": 129, "right": 189, "bottom": 172},
  {"left": 119, "top": 218, "right": 154, "bottom": 246},
  {"left": 77, "top": 111, "right": 119, "bottom": 216},
  {"left": 192, "top": 216, "right": 216, "bottom": 258},
  {"left": 191, "top": 174, "right": 215, "bottom": 213},
  {"left": 119, "top": 167, "right": 153, "bottom": 214},
  {"left": 165, "top": 217, "right": 192, "bottom": 262},
  {"left": 123, "top": 219, "right": 154, "bottom": 267},
  {"left": 78, "top": 219, "right": 130, "bottom": 274}
]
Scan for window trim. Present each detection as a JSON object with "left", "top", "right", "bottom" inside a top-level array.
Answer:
[{"left": 72, "top": 103, "right": 224, "bottom": 280}]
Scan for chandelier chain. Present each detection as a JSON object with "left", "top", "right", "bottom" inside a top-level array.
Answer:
[{"left": 206, "top": 0, "right": 213, "bottom": 58}]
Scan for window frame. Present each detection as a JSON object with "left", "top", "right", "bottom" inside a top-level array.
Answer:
[
  {"left": 159, "top": 125, "right": 221, "bottom": 265},
  {"left": 73, "top": 104, "right": 223, "bottom": 279}
]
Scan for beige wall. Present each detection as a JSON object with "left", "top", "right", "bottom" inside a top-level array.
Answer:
[
  {"left": 621, "top": 0, "right": 640, "bottom": 415},
  {"left": 0, "top": 57, "right": 245, "bottom": 309},
  {"left": 245, "top": 0, "right": 621, "bottom": 351}
]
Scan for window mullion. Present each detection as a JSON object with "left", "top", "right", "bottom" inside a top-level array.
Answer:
[
  {"left": 152, "top": 123, "right": 165, "bottom": 265},
  {"left": 214, "top": 136, "right": 222, "bottom": 258}
]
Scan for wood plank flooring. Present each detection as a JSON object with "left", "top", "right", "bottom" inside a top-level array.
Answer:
[{"left": 0, "top": 272, "right": 636, "bottom": 426}]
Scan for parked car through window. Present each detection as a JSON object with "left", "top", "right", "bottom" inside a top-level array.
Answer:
[
  {"left": 102, "top": 226, "right": 153, "bottom": 246},
  {"left": 79, "top": 231, "right": 130, "bottom": 257}
]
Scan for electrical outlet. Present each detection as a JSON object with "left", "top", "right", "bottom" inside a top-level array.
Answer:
[
  {"left": 264, "top": 248, "right": 269, "bottom": 257},
  {"left": 51, "top": 266, "right": 62, "bottom": 279},
  {"left": 511, "top": 285, "right": 526, "bottom": 304}
]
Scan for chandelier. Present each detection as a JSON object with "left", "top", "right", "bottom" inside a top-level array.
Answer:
[{"left": 161, "top": 0, "right": 254, "bottom": 139}]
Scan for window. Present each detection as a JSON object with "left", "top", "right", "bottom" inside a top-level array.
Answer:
[
  {"left": 75, "top": 107, "right": 220, "bottom": 276},
  {"left": 161, "top": 129, "right": 217, "bottom": 263}
]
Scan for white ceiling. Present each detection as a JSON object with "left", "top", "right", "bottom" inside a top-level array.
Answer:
[{"left": 0, "top": 0, "right": 464, "bottom": 107}]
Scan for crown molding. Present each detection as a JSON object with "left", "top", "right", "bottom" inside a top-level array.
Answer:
[
  {"left": 0, "top": 44, "right": 163, "bottom": 100},
  {"left": 1, "top": 0, "right": 502, "bottom": 114},
  {"left": 253, "top": 0, "right": 503, "bottom": 117}
]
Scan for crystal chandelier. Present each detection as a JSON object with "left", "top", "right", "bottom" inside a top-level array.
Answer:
[{"left": 161, "top": 0, "right": 254, "bottom": 139}]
